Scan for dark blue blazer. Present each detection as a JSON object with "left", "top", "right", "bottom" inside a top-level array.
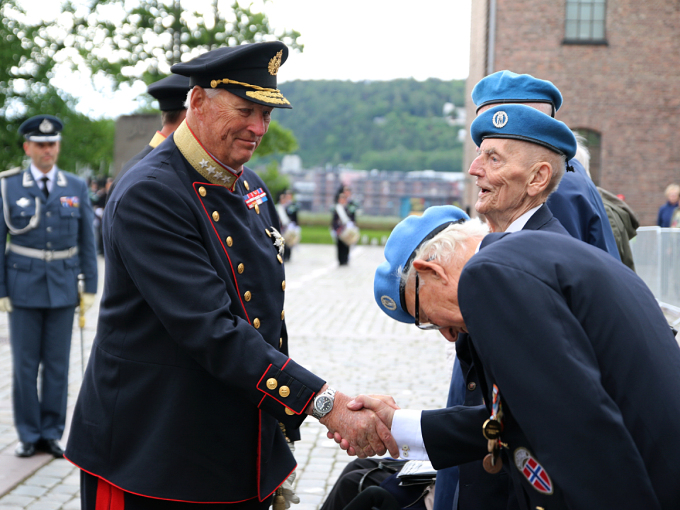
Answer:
[
  {"left": 429, "top": 203, "right": 567, "bottom": 510},
  {"left": 546, "top": 159, "right": 620, "bottom": 260},
  {"left": 453, "top": 231, "right": 680, "bottom": 509},
  {"left": 66, "top": 128, "right": 324, "bottom": 503},
  {"left": 0, "top": 167, "right": 97, "bottom": 307}
]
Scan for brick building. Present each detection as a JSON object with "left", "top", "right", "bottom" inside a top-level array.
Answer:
[{"left": 464, "top": 0, "right": 680, "bottom": 225}]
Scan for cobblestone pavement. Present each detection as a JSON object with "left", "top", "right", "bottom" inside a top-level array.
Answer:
[{"left": 0, "top": 244, "right": 453, "bottom": 509}]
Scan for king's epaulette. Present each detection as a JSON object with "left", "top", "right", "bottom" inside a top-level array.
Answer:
[{"left": 0, "top": 167, "right": 22, "bottom": 179}]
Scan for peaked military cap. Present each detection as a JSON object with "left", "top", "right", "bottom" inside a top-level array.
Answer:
[
  {"left": 171, "top": 41, "right": 292, "bottom": 109},
  {"left": 147, "top": 74, "right": 192, "bottom": 111},
  {"left": 471, "top": 104, "right": 577, "bottom": 160},
  {"left": 472, "top": 70, "right": 563, "bottom": 116},
  {"left": 374, "top": 206, "right": 469, "bottom": 323},
  {"left": 19, "top": 115, "right": 63, "bottom": 142}
]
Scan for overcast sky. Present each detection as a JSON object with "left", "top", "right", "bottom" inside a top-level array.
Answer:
[{"left": 51, "top": 0, "right": 472, "bottom": 118}]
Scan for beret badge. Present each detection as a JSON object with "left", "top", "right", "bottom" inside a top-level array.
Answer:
[
  {"left": 268, "top": 50, "right": 283, "bottom": 76},
  {"left": 492, "top": 111, "right": 508, "bottom": 128},
  {"left": 381, "top": 296, "right": 397, "bottom": 311},
  {"left": 39, "top": 119, "right": 54, "bottom": 133}
]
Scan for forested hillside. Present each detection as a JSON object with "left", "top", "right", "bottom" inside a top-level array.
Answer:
[{"left": 271, "top": 78, "right": 467, "bottom": 172}]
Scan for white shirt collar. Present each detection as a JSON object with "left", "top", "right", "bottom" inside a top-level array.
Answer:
[
  {"left": 30, "top": 164, "right": 58, "bottom": 190},
  {"left": 505, "top": 205, "right": 542, "bottom": 233}
]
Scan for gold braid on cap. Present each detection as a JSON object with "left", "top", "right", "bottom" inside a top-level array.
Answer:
[{"left": 210, "top": 78, "right": 291, "bottom": 105}]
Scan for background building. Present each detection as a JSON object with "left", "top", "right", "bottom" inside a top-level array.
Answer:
[
  {"left": 464, "top": 0, "right": 680, "bottom": 225},
  {"left": 286, "top": 167, "right": 464, "bottom": 217}
]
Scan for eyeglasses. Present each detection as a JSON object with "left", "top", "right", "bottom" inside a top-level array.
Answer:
[{"left": 414, "top": 272, "right": 446, "bottom": 331}]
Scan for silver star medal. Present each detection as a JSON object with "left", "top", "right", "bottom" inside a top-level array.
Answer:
[{"left": 270, "top": 226, "right": 285, "bottom": 256}]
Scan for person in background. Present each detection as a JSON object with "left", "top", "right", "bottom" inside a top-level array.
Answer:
[
  {"left": 571, "top": 136, "right": 640, "bottom": 271},
  {"left": 277, "top": 189, "right": 300, "bottom": 262},
  {"left": 657, "top": 183, "right": 679, "bottom": 227},
  {"left": 0, "top": 114, "right": 98, "bottom": 458},
  {"left": 332, "top": 191, "right": 355, "bottom": 265},
  {"left": 112, "top": 73, "right": 192, "bottom": 193}
]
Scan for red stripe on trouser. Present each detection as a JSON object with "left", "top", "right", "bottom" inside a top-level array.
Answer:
[{"left": 96, "top": 477, "right": 125, "bottom": 510}]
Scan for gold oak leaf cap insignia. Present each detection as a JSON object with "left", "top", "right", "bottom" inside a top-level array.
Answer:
[
  {"left": 171, "top": 41, "right": 292, "bottom": 109},
  {"left": 268, "top": 50, "right": 283, "bottom": 75}
]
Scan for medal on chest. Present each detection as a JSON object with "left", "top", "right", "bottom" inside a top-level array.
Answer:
[{"left": 482, "top": 384, "right": 506, "bottom": 474}]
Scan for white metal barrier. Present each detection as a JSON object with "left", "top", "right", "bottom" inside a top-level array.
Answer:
[{"left": 631, "top": 227, "right": 680, "bottom": 325}]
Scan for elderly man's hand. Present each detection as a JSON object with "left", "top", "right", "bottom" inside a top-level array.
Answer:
[
  {"left": 327, "top": 395, "right": 400, "bottom": 455},
  {"left": 319, "top": 391, "right": 398, "bottom": 459}
]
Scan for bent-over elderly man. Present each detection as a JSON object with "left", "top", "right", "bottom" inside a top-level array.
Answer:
[
  {"left": 65, "top": 42, "right": 397, "bottom": 510},
  {"left": 364, "top": 206, "right": 680, "bottom": 509}
]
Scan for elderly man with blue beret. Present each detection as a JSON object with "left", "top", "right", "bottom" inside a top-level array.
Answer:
[
  {"left": 471, "top": 70, "right": 619, "bottom": 258},
  {"left": 65, "top": 42, "right": 397, "bottom": 510},
  {"left": 0, "top": 115, "right": 98, "bottom": 459}
]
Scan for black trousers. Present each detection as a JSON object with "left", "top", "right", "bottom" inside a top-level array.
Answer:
[
  {"left": 80, "top": 470, "right": 273, "bottom": 510},
  {"left": 320, "top": 459, "right": 395, "bottom": 510},
  {"left": 337, "top": 240, "right": 350, "bottom": 265}
]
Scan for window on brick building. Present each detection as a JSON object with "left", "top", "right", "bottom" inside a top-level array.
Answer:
[
  {"left": 573, "top": 129, "right": 602, "bottom": 185},
  {"left": 564, "top": 0, "right": 607, "bottom": 44}
]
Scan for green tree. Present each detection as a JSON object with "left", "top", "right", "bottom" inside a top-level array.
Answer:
[
  {"left": 0, "top": 0, "right": 301, "bottom": 172},
  {"left": 68, "top": 0, "right": 302, "bottom": 86}
]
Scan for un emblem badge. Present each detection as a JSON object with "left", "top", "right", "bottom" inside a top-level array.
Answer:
[
  {"left": 381, "top": 296, "right": 397, "bottom": 311},
  {"left": 492, "top": 111, "right": 508, "bottom": 128}
]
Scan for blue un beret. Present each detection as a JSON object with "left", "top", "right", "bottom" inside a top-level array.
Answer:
[
  {"left": 147, "top": 74, "right": 192, "bottom": 111},
  {"left": 171, "top": 41, "right": 292, "bottom": 109},
  {"left": 19, "top": 115, "right": 63, "bottom": 142},
  {"left": 471, "top": 104, "right": 577, "bottom": 160},
  {"left": 374, "top": 206, "right": 469, "bottom": 323},
  {"left": 471, "top": 70, "right": 563, "bottom": 116}
]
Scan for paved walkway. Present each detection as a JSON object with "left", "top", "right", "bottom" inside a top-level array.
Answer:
[{"left": 0, "top": 245, "right": 452, "bottom": 509}]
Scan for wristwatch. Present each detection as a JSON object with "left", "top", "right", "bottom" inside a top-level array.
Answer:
[{"left": 312, "top": 387, "right": 336, "bottom": 420}]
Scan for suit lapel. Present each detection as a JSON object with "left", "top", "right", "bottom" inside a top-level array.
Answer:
[
  {"left": 523, "top": 203, "right": 551, "bottom": 230},
  {"left": 21, "top": 169, "right": 45, "bottom": 201}
]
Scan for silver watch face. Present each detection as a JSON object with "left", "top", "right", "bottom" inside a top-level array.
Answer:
[{"left": 315, "top": 396, "right": 333, "bottom": 414}]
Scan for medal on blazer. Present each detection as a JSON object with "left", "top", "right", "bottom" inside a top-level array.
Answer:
[
  {"left": 483, "top": 384, "right": 505, "bottom": 474},
  {"left": 245, "top": 188, "right": 268, "bottom": 209}
]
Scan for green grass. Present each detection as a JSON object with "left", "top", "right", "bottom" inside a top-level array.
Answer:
[{"left": 299, "top": 225, "right": 393, "bottom": 245}]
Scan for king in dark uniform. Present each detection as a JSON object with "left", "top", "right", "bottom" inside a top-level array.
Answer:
[
  {"left": 65, "top": 42, "right": 398, "bottom": 509},
  {"left": 0, "top": 115, "right": 98, "bottom": 459}
]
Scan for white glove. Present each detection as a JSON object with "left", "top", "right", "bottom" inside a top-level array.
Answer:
[
  {"left": 0, "top": 297, "right": 12, "bottom": 313},
  {"left": 281, "top": 472, "right": 300, "bottom": 509},
  {"left": 81, "top": 293, "right": 97, "bottom": 313}
]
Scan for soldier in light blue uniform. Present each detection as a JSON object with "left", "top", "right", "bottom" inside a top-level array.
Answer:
[{"left": 0, "top": 115, "right": 98, "bottom": 458}]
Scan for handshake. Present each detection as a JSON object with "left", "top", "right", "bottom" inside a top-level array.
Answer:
[{"left": 312, "top": 388, "right": 401, "bottom": 459}]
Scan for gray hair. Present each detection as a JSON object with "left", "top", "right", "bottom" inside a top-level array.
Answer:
[
  {"left": 540, "top": 148, "right": 567, "bottom": 197},
  {"left": 184, "top": 87, "right": 222, "bottom": 109},
  {"left": 401, "top": 218, "right": 489, "bottom": 285},
  {"left": 572, "top": 133, "right": 591, "bottom": 178}
]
